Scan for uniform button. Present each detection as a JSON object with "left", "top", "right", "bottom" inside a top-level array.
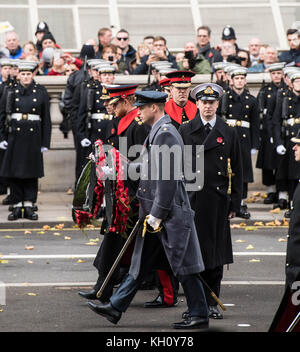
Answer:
[
  {"left": 216, "top": 186, "right": 220, "bottom": 190},
  {"left": 289, "top": 106, "right": 292, "bottom": 108},
  {"left": 96, "top": 100, "right": 99, "bottom": 103},
  {"left": 33, "top": 98, "right": 37, "bottom": 102},
  {"left": 15, "top": 98, "right": 19, "bottom": 101},
  {"left": 244, "top": 115, "right": 248, "bottom": 118},
  {"left": 267, "top": 94, "right": 271, "bottom": 98},
  {"left": 229, "top": 114, "right": 232, "bottom": 117},
  {"left": 229, "top": 96, "right": 232, "bottom": 99},
  {"left": 229, "top": 104, "right": 232, "bottom": 108},
  {"left": 143, "top": 189, "right": 146, "bottom": 192},
  {"left": 138, "top": 187, "right": 141, "bottom": 191},
  {"left": 15, "top": 90, "right": 19, "bottom": 93},
  {"left": 287, "top": 234, "right": 290, "bottom": 238},
  {"left": 220, "top": 156, "right": 223, "bottom": 160},
  {"left": 33, "top": 89, "right": 36, "bottom": 93},
  {"left": 96, "top": 91, "right": 100, "bottom": 94},
  {"left": 198, "top": 186, "right": 202, "bottom": 190},
  {"left": 243, "top": 134, "right": 246, "bottom": 138},
  {"left": 245, "top": 96, "right": 249, "bottom": 99},
  {"left": 197, "top": 170, "right": 200, "bottom": 174},
  {"left": 218, "top": 171, "right": 221, "bottom": 175},
  {"left": 98, "top": 128, "right": 101, "bottom": 132},
  {"left": 32, "top": 108, "right": 36, "bottom": 112},
  {"left": 246, "top": 105, "right": 249, "bottom": 108},
  {"left": 197, "top": 154, "right": 200, "bottom": 158},
  {"left": 111, "top": 142, "right": 114, "bottom": 146},
  {"left": 17, "top": 127, "right": 20, "bottom": 131},
  {"left": 30, "top": 128, "right": 33, "bottom": 131},
  {"left": 290, "top": 114, "right": 293, "bottom": 118},
  {"left": 16, "top": 107, "right": 19, "bottom": 111},
  {"left": 292, "top": 132, "right": 295, "bottom": 136},
  {"left": 268, "top": 87, "right": 272, "bottom": 91},
  {"left": 286, "top": 263, "right": 289, "bottom": 267},
  {"left": 289, "top": 97, "right": 292, "bottom": 100}
]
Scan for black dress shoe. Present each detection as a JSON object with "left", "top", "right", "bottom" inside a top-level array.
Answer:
[
  {"left": 209, "top": 305, "right": 223, "bottom": 319},
  {"left": 8, "top": 207, "right": 22, "bottom": 221},
  {"left": 173, "top": 317, "right": 209, "bottom": 330},
  {"left": 87, "top": 302, "right": 121, "bottom": 325},
  {"left": 263, "top": 192, "right": 277, "bottom": 204},
  {"left": 182, "top": 310, "right": 190, "bottom": 319},
  {"left": 144, "top": 295, "right": 178, "bottom": 308},
  {"left": 78, "top": 289, "right": 98, "bottom": 300},
  {"left": 273, "top": 199, "right": 287, "bottom": 210},
  {"left": 236, "top": 205, "right": 251, "bottom": 219},
  {"left": 2, "top": 195, "right": 12, "bottom": 205},
  {"left": 23, "top": 207, "right": 38, "bottom": 220}
]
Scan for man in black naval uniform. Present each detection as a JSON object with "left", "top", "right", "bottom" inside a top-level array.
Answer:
[
  {"left": 179, "top": 83, "right": 243, "bottom": 319},
  {"left": 272, "top": 70, "right": 300, "bottom": 217},
  {"left": 219, "top": 66, "right": 259, "bottom": 219},
  {"left": 256, "top": 62, "right": 287, "bottom": 205},
  {"left": 73, "top": 61, "right": 112, "bottom": 181},
  {"left": 78, "top": 84, "right": 150, "bottom": 303},
  {"left": 0, "top": 61, "right": 51, "bottom": 220},
  {"left": 269, "top": 129, "right": 300, "bottom": 332},
  {"left": 87, "top": 90, "right": 209, "bottom": 330}
]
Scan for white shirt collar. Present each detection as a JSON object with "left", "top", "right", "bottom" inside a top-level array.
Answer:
[{"left": 200, "top": 115, "right": 217, "bottom": 128}]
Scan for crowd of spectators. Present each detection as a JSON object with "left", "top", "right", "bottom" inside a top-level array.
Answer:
[{"left": 1, "top": 21, "right": 300, "bottom": 81}]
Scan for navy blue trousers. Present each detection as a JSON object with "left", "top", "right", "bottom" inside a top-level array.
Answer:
[{"left": 110, "top": 231, "right": 208, "bottom": 318}]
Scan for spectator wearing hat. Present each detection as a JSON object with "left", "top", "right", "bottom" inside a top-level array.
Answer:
[
  {"left": 278, "top": 29, "right": 300, "bottom": 66},
  {"left": 221, "top": 25, "right": 240, "bottom": 53},
  {"left": 272, "top": 70, "right": 300, "bottom": 217},
  {"left": 219, "top": 67, "right": 260, "bottom": 219},
  {"left": 256, "top": 63, "right": 287, "bottom": 206},
  {"left": 164, "top": 70, "right": 197, "bottom": 128},
  {"left": 5, "top": 31, "right": 22, "bottom": 60},
  {"left": 177, "top": 41, "right": 211, "bottom": 75},
  {"left": 114, "top": 29, "right": 136, "bottom": 74},
  {"left": 196, "top": 25, "right": 223, "bottom": 66},
  {"left": 178, "top": 83, "right": 243, "bottom": 320},
  {"left": 133, "top": 36, "right": 177, "bottom": 75},
  {"left": 248, "top": 46, "right": 279, "bottom": 73},
  {"left": 35, "top": 21, "right": 49, "bottom": 55},
  {"left": 212, "top": 62, "right": 228, "bottom": 90}
]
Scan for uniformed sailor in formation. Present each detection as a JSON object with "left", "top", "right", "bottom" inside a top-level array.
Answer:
[
  {"left": 219, "top": 66, "right": 260, "bottom": 219},
  {"left": 0, "top": 61, "right": 51, "bottom": 220}
]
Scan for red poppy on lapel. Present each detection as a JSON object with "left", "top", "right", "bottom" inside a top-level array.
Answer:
[{"left": 217, "top": 137, "right": 223, "bottom": 143}]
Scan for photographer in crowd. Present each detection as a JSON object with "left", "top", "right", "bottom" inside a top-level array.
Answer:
[{"left": 177, "top": 41, "right": 211, "bottom": 74}]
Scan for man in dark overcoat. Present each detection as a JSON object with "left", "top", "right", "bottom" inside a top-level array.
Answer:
[
  {"left": 269, "top": 129, "right": 300, "bottom": 332},
  {"left": 87, "top": 90, "right": 209, "bottom": 330},
  {"left": 179, "top": 83, "right": 243, "bottom": 319},
  {"left": 0, "top": 61, "right": 51, "bottom": 220},
  {"left": 78, "top": 84, "right": 150, "bottom": 303},
  {"left": 219, "top": 66, "right": 259, "bottom": 219}
]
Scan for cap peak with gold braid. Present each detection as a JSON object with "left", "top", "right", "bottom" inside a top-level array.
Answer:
[
  {"left": 191, "top": 83, "right": 224, "bottom": 101},
  {"left": 106, "top": 84, "right": 138, "bottom": 105},
  {"left": 165, "top": 70, "right": 195, "bottom": 88}
]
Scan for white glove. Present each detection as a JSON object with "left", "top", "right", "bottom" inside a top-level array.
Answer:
[
  {"left": 81, "top": 138, "right": 91, "bottom": 147},
  {"left": 147, "top": 214, "right": 162, "bottom": 230},
  {"left": 251, "top": 149, "right": 258, "bottom": 155},
  {"left": 0, "top": 140, "right": 8, "bottom": 150},
  {"left": 276, "top": 145, "right": 286, "bottom": 155},
  {"left": 270, "top": 137, "right": 274, "bottom": 144},
  {"left": 41, "top": 147, "right": 48, "bottom": 153},
  {"left": 101, "top": 166, "right": 113, "bottom": 176}
]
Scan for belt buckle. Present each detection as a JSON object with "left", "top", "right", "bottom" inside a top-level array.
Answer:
[
  {"left": 22, "top": 113, "right": 28, "bottom": 120},
  {"left": 236, "top": 121, "right": 241, "bottom": 127}
]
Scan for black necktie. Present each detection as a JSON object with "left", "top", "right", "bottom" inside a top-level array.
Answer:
[{"left": 205, "top": 123, "right": 211, "bottom": 136}]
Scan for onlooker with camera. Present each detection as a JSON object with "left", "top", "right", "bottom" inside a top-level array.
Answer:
[
  {"left": 196, "top": 25, "right": 223, "bottom": 66},
  {"left": 237, "top": 49, "right": 251, "bottom": 68},
  {"left": 133, "top": 36, "right": 177, "bottom": 74},
  {"left": 177, "top": 41, "right": 211, "bottom": 74},
  {"left": 220, "top": 41, "right": 237, "bottom": 62},
  {"left": 101, "top": 44, "right": 119, "bottom": 72},
  {"left": 22, "top": 41, "right": 38, "bottom": 60},
  {"left": 278, "top": 28, "right": 300, "bottom": 65}
]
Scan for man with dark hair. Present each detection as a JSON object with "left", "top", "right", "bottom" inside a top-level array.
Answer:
[
  {"left": 279, "top": 29, "right": 300, "bottom": 65},
  {"left": 133, "top": 36, "right": 177, "bottom": 75},
  {"left": 196, "top": 25, "right": 223, "bottom": 66},
  {"left": 115, "top": 29, "right": 136, "bottom": 74}
]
